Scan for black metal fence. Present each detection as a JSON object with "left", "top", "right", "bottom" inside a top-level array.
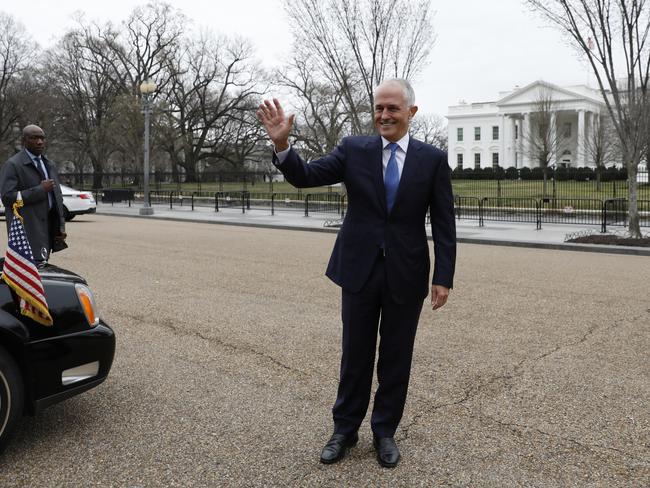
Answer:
[
  {"left": 97, "top": 187, "right": 648, "bottom": 231},
  {"left": 452, "top": 196, "right": 650, "bottom": 231},
  {"left": 61, "top": 168, "right": 649, "bottom": 201}
]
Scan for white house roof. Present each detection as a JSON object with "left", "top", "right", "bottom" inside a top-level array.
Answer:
[{"left": 496, "top": 80, "right": 605, "bottom": 108}]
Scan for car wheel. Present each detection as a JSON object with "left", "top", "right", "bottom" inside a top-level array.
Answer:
[
  {"left": 63, "top": 206, "right": 74, "bottom": 221},
  {"left": 0, "top": 345, "right": 23, "bottom": 454}
]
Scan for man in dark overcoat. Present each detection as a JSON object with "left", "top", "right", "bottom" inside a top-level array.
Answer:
[{"left": 0, "top": 125, "right": 67, "bottom": 263}]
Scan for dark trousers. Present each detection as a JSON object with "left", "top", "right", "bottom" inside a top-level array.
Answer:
[{"left": 332, "top": 257, "right": 424, "bottom": 438}]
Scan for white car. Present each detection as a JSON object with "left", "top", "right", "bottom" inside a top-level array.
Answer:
[
  {"left": 0, "top": 184, "right": 96, "bottom": 221},
  {"left": 59, "top": 184, "right": 97, "bottom": 220}
]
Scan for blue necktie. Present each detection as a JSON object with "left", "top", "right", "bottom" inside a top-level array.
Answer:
[{"left": 385, "top": 143, "right": 399, "bottom": 212}]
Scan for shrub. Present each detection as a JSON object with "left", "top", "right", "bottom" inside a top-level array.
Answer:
[
  {"left": 481, "top": 167, "right": 495, "bottom": 180},
  {"left": 555, "top": 166, "right": 570, "bottom": 181},
  {"left": 505, "top": 167, "right": 518, "bottom": 180},
  {"left": 575, "top": 167, "right": 594, "bottom": 181},
  {"left": 531, "top": 167, "right": 545, "bottom": 180},
  {"left": 519, "top": 167, "right": 532, "bottom": 180},
  {"left": 463, "top": 168, "right": 476, "bottom": 179}
]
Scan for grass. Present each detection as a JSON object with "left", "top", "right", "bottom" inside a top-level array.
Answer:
[{"left": 88, "top": 178, "right": 650, "bottom": 201}]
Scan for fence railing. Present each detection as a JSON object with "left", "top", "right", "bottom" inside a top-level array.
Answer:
[
  {"left": 95, "top": 188, "right": 648, "bottom": 231},
  {"left": 62, "top": 169, "right": 649, "bottom": 200},
  {"left": 452, "top": 196, "right": 649, "bottom": 231}
]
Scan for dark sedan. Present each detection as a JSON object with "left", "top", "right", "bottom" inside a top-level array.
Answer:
[{"left": 0, "top": 260, "right": 115, "bottom": 453}]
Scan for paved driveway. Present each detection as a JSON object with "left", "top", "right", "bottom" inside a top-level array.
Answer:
[{"left": 0, "top": 215, "right": 648, "bottom": 487}]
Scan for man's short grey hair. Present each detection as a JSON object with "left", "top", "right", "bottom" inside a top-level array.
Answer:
[{"left": 374, "top": 78, "right": 416, "bottom": 107}]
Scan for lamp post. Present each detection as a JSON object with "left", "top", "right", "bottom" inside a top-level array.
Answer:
[{"left": 139, "top": 79, "right": 157, "bottom": 215}]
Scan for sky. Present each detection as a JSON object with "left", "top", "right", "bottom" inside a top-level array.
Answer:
[{"left": 5, "top": 0, "right": 592, "bottom": 118}]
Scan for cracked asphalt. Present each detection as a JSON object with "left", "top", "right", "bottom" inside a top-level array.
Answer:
[{"left": 0, "top": 214, "right": 648, "bottom": 487}]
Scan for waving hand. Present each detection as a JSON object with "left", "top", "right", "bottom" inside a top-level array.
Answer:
[{"left": 256, "top": 98, "right": 295, "bottom": 152}]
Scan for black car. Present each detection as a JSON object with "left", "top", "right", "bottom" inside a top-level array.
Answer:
[{"left": 0, "top": 260, "right": 115, "bottom": 453}]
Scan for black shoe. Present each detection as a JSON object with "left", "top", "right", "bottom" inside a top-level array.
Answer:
[
  {"left": 320, "top": 432, "right": 359, "bottom": 464},
  {"left": 373, "top": 436, "right": 400, "bottom": 468}
]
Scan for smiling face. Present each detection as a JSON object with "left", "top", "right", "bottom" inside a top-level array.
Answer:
[{"left": 373, "top": 82, "right": 418, "bottom": 142}]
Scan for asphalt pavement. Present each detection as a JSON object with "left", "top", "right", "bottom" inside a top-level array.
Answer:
[{"left": 0, "top": 212, "right": 647, "bottom": 487}]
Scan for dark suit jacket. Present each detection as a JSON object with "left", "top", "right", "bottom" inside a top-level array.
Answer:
[
  {"left": 0, "top": 149, "right": 66, "bottom": 260},
  {"left": 275, "top": 136, "right": 456, "bottom": 303}
]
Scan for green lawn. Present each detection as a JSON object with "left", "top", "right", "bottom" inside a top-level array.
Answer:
[
  {"left": 95, "top": 178, "right": 650, "bottom": 201},
  {"left": 450, "top": 179, "right": 650, "bottom": 201}
]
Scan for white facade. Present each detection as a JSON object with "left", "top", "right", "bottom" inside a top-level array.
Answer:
[{"left": 447, "top": 80, "right": 606, "bottom": 170}]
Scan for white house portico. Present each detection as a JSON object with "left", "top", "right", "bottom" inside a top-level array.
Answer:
[{"left": 447, "top": 80, "right": 606, "bottom": 170}]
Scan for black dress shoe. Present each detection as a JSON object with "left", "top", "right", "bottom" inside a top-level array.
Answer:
[
  {"left": 373, "top": 436, "right": 400, "bottom": 468},
  {"left": 320, "top": 432, "right": 359, "bottom": 464}
]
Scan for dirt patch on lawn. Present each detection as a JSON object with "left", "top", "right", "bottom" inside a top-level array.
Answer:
[{"left": 566, "top": 234, "right": 650, "bottom": 247}]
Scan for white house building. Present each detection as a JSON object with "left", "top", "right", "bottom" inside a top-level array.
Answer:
[{"left": 447, "top": 80, "right": 607, "bottom": 170}]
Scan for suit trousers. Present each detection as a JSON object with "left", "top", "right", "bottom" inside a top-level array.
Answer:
[{"left": 333, "top": 255, "right": 424, "bottom": 438}]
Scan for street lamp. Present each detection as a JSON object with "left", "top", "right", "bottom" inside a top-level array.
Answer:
[{"left": 139, "top": 79, "right": 157, "bottom": 215}]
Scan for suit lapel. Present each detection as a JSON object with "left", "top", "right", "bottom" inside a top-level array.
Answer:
[
  {"left": 368, "top": 137, "right": 387, "bottom": 214},
  {"left": 20, "top": 149, "right": 45, "bottom": 179}
]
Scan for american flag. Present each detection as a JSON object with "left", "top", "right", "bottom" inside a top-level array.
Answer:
[{"left": 1, "top": 199, "right": 53, "bottom": 326}]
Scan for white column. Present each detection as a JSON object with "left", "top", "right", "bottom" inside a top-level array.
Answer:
[
  {"left": 550, "top": 111, "right": 557, "bottom": 167},
  {"left": 509, "top": 116, "right": 517, "bottom": 168},
  {"left": 499, "top": 114, "right": 505, "bottom": 167},
  {"left": 577, "top": 109, "right": 585, "bottom": 167},
  {"left": 516, "top": 117, "right": 523, "bottom": 168},
  {"left": 523, "top": 112, "right": 531, "bottom": 167}
]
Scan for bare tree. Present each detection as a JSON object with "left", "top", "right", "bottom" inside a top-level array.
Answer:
[
  {"left": 43, "top": 30, "right": 124, "bottom": 188},
  {"left": 161, "top": 33, "right": 264, "bottom": 181},
  {"left": 527, "top": 0, "right": 650, "bottom": 237},
  {"left": 283, "top": 0, "right": 435, "bottom": 135},
  {"left": 0, "top": 13, "right": 38, "bottom": 158},
  {"left": 277, "top": 56, "right": 351, "bottom": 160},
  {"left": 411, "top": 113, "right": 447, "bottom": 151},
  {"left": 211, "top": 106, "right": 268, "bottom": 170},
  {"left": 584, "top": 112, "right": 619, "bottom": 190},
  {"left": 73, "top": 2, "right": 185, "bottom": 170},
  {"left": 523, "top": 87, "right": 566, "bottom": 195}
]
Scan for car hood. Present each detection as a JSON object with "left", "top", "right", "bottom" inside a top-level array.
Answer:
[{"left": 39, "top": 263, "right": 88, "bottom": 284}]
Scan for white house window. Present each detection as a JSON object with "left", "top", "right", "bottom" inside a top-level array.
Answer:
[
  {"left": 457, "top": 128, "right": 463, "bottom": 142},
  {"left": 563, "top": 122, "right": 572, "bottom": 138},
  {"left": 474, "top": 127, "right": 481, "bottom": 141},
  {"left": 492, "top": 126, "right": 499, "bottom": 140},
  {"left": 474, "top": 153, "right": 481, "bottom": 169},
  {"left": 457, "top": 153, "right": 464, "bottom": 169},
  {"left": 492, "top": 152, "right": 499, "bottom": 167}
]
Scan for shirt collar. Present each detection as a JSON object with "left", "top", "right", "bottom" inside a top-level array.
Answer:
[
  {"left": 24, "top": 148, "right": 42, "bottom": 163},
  {"left": 381, "top": 133, "right": 409, "bottom": 153}
]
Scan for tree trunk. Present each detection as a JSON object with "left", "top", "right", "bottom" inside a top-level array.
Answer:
[
  {"left": 627, "top": 162, "right": 641, "bottom": 238},
  {"left": 92, "top": 171, "right": 103, "bottom": 189}
]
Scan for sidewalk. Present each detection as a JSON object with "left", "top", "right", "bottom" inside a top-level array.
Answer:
[{"left": 95, "top": 202, "right": 650, "bottom": 256}]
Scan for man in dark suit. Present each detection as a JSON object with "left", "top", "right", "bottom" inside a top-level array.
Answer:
[
  {"left": 0, "top": 125, "right": 67, "bottom": 264},
  {"left": 257, "top": 78, "right": 456, "bottom": 468}
]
